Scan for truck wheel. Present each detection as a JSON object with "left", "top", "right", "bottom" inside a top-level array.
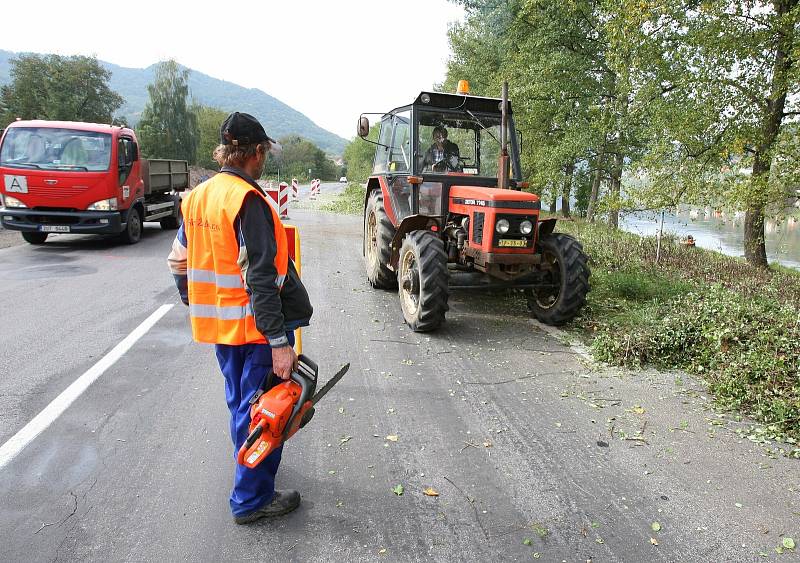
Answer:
[
  {"left": 120, "top": 207, "right": 142, "bottom": 244},
  {"left": 364, "top": 190, "right": 397, "bottom": 289},
  {"left": 398, "top": 231, "right": 449, "bottom": 332},
  {"left": 527, "top": 233, "right": 590, "bottom": 325},
  {"left": 22, "top": 232, "right": 48, "bottom": 245},
  {"left": 160, "top": 196, "right": 182, "bottom": 230}
]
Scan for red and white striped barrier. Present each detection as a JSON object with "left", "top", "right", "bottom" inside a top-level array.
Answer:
[
  {"left": 265, "top": 183, "right": 290, "bottom": 219},
  {"left": 291, "top": 178, "right": 299, "bottom": 200},
  {"left": 309, "top": 179, "right": 321, "bottom": 200}
]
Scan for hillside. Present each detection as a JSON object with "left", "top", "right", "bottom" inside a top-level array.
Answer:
[{"left": 0, "top": 50, "right": 347, "bottom": 155}]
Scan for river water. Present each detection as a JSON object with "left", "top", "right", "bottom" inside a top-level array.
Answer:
[{"left": 619, "top": 206, "right": 800, "bottom": 270}]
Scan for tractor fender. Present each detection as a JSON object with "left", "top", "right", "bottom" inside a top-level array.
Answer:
[
  {"left": 537, "top": 218, "right": 557, "bottom": 240},
  {"left": 389, "top": 215, "right": 441, "bottom": 269}
]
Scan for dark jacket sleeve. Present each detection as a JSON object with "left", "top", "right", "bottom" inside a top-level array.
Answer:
[
  {"left": 238, "top": 193, "right": 290, "bottom": 347},
  {"left": 238, "top": 193, "right": 313, "bottom": 347}
]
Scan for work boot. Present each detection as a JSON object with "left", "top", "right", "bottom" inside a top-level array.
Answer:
[{"left": 233, "top": 490, "right": 301, "bottom": 525}]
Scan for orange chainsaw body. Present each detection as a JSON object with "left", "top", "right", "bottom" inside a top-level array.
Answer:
[{"left": 237, "top": 379, "right": 314, "bottom": 469}]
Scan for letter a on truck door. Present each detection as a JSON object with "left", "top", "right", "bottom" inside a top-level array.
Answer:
[{"left": 4, "top": 175, "right": 28, "bottom": 193}]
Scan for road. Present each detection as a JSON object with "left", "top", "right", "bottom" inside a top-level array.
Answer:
[{"left": 0, "top": 182, "right": 798, "bottom": 562}]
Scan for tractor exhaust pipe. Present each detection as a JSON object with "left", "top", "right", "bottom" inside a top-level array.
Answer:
[{"left": 498, "top": 82, "right": 510, "bottom": 190}]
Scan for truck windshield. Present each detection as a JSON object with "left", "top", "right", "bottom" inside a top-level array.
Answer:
[
  {"left": 417, "top": 110, "right": 507, "bottom": 177},
  {"left": 0, "top": 127, "right": 112, "bottom": 172}
]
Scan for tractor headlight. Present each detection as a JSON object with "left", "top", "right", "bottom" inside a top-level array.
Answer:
[
  {"left": 87, "top": 197, "right": 118, "bottom": 211},
  {"left": 2, "top": 195, "right": 27, "bottom": 208},
  {"left": 520, "top": 220, "right": 534, "bottom": 235},
  {"left": 495, "top": 219, "right": 510, "bottom": 234}
]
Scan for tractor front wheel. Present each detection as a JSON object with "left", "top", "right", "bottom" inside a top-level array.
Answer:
[
  {"left": 526, "top": 233, "right": 590, "bottom": 325},
  {"left": 398, "top": 231, "right": 449, "bottom": 332},
  {"left": 364, "top": 190, "right": 397, "bottom": 289}
]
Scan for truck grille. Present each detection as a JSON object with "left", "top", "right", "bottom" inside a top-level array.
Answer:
[{"left": 29, "top": 185, "right": 90, "bottom": 199}]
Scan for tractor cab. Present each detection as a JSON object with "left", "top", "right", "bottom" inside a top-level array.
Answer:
[
  {"left": 361, "top": 90, "right": 526, "bottom": 226},
  {"left": 359, "top": 82, "right": 589, "bottom": 333}
]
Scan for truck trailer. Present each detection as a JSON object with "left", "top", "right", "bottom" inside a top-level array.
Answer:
[{"left": 0, "top": 120, "right": 188, "bottom": 244}]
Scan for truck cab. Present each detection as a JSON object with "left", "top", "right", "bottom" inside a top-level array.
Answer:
[{"left": 0, "top": 120, "right": 186, "bottom": 244}]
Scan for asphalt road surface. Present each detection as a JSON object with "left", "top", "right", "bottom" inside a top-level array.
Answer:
[{"left": 0, "top": 182, "right": 798, "bottom": 562}]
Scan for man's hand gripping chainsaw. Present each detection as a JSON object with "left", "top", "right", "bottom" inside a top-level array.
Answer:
[{"left": 237, "top": 355, "right": 350, "bottom": 468}]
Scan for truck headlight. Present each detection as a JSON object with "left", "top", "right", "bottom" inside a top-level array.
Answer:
[
  {"left": 87, "top": 197, "right": 118, "bottom": 211},
  {"left": 520, "top": 220, "right": 534, "bottom": 235},
  {"left": 2, "top": 195, "right": 27, "bottom": 208},
  {"left": 495, "top": 218, "right": 510, "bottom": 234}
]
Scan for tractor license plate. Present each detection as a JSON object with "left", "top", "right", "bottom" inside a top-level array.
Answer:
[
  {"left": 498, "top": 239, "right": 527, "bottom": 247},
  {"left": 40, "top": 225, "right": 70, "bottom": 233}
]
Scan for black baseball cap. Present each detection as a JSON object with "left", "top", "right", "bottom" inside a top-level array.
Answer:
[{"left": 220, "top": 112, "right": 277, "bottom": 146}]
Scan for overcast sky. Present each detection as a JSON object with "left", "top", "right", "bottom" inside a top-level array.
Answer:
[{"left": 0, "top": 0, "right": 465, "bottom": 141}]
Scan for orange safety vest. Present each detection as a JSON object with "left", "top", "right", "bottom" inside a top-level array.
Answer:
[{"left": 182, "top": 173, "right": 288, "bottom": 345}]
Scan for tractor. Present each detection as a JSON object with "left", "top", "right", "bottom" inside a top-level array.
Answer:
[{"left": 358, "top": 82, "right": 590, "bottom": 332}]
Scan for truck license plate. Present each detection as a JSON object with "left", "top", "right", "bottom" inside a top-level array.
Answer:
[
  {"left": 40, "top": 225, "right": 70, "bottom": 233},
  {"left": 498, "top": 239, "right": 527, "bottom": 247}
]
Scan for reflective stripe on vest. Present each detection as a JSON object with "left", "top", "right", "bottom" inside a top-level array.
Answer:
[
  {"left": 183, "top": 173, "right": 288, "bottom": 345},
  {"left": 187, "top": 268, "right": 245, "bottom": 289}
]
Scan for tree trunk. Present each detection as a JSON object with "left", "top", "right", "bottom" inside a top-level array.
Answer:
[
  {"left": 742, "top": 0, "right": 796, "bottom": 267},
  {"left": 550, "top": 186, "right": 558, "bottom": 213},
  {"left": 561, "top": 162, "right": 574, "bottom": 218},
  {"left": 586, "top": 150, "right": 604, "bottom": 223},
  {"left": 608, "top": 152, "right": 622, "bottom": 229}
]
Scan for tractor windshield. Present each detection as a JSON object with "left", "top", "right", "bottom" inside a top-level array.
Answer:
[{"left": 416, "top": 110, "right": 508, "bottom": 177}]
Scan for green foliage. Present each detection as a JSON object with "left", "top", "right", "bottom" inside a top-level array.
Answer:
[
  {"left": 343, "top": 124, "right": 379, "bottom": 184},
  {"left": 265, "top": 135, "right": 337, "bottom": 181},
  {"left": 322, "top": 183, "right": 366, "bottom": 215},
  {"left": 555, "top": 219, "right": 800, "bottom": 441},
  {"left": 137, "top": 60, "right": 198, "bottom": 163},
  {"left": 193, "top": 104, "right": 227, "bottom": 170},
  {"left": 448, "top": 0, "right": 800, "bottom": 265},
  {"left": 0, "top": 54, "right": 123, "bottom": 125}
]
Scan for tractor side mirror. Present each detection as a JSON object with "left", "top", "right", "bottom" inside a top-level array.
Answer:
[{"left": 357, "top": 116, "right": 370, "bottom": 138}]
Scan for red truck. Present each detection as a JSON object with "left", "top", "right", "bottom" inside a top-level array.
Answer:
[{"left": 0, "top": 120, "right": 188, "bottom": 244}]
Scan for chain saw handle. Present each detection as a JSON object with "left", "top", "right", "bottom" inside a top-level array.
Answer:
[{"left": 280, "top": 355, "right": 317, "bottom": 442}]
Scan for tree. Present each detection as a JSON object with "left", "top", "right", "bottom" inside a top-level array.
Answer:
[
  {"left": 194, "top": 105, "right": 228, "bottom": 170},
  {"left": 342, "top": 125, "right": 379, "bottom": 183},
  {"left": 265, "top": 135, "right": 338, "bottom": 181},
  {"left": 610, "top": 0, "right": 800, "bottom": 268},
  {"left": 137, "top": 60, "right": 198, "bottom": 164},
  {"left": 0, "top": 54, "right": 123, "bottom": 125}
]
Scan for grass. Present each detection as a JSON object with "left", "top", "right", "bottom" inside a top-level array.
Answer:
[
  {"left": 558, "top": 219, "right": 800, "bottom": 447},
  {"left": 321, "top": 183, "right": 366, "bottom": 215}
]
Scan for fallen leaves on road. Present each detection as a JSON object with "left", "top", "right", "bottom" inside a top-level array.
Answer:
[
  {"left": 651, "top": 522, "right": 662, "bottom": 532},
  {"left": 783, "top": 537, "right": 796, "bottom": 550},
  {"left": 392, "top": 484, "right": 404, "bottom": 496},
  {"left": 340, "top": 435, "right": 352, "bottom": 445},
  {"left": 423, "top": 487, "right": 439, "bottom": 497},
  {"left": 651, "top": 537, "right": 659, "bottom": 546},
  {"left": 632, "top": 405, "right": 646, "bottom": 415},
  {"left": 386, "top": 435, "right": 399, "bottom": 442}
]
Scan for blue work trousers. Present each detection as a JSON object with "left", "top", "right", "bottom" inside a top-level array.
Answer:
[{"left": 215, "top": 333, "right": 294, "bottom": 517}]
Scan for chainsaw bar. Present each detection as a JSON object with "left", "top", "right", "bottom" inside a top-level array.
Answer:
[{"left": 310, "top": 363, "right": 350, "bottom": 406}]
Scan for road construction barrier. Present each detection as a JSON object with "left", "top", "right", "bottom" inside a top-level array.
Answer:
[
  {"left": 291, "top": 178, "right": 299, "bottom": 200},
  {"left": 309, "top": 179, "right": 321, "bottom": 200},
  {"left": 283, "top": 223, "right": 303, "bottom": 354},
  {"left": 266, "top": 183, "right": 290, "bottom": 219}
]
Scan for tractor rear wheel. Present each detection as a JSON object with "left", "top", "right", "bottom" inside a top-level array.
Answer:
[
  {"left": 398, "top": 231, "right": 449, "bottom": 332},
  {"left": 526, "top": 233, "right": 590, "bottom": 325},
  {"left": 364, "top": 190, "right": 397, "bottom": 289}
]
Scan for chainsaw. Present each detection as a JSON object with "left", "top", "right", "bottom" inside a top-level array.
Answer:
[{"left": 237, "top": 355, "right": 350, "bottom": 468}]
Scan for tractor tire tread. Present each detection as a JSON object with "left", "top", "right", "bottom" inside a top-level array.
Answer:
[
  {"left": 529, "top": 233, "right": 590, "bottom": 325},
  {"left": 400, "top": 230, "right": 449, "bottom": 332},
  {"left": 364, "top": 191, "right": 397, "bottom": 289}
]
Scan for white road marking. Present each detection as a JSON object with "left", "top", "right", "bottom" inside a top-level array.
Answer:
[{"left": 0, "top": 304, "right": 175, "bottom": 469}]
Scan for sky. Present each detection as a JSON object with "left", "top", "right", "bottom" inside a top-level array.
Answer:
[{"left": 0, "top": 0, "right": 465, "bottom": 141}]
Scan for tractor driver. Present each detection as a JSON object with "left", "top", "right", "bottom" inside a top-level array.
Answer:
[{"left": 422, "top": 126, "right": 461, "bottom": 172}]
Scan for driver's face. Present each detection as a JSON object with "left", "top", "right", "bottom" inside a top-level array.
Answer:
[{"left": 433, "top": 131, "right": 445, "bottom": 145}]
